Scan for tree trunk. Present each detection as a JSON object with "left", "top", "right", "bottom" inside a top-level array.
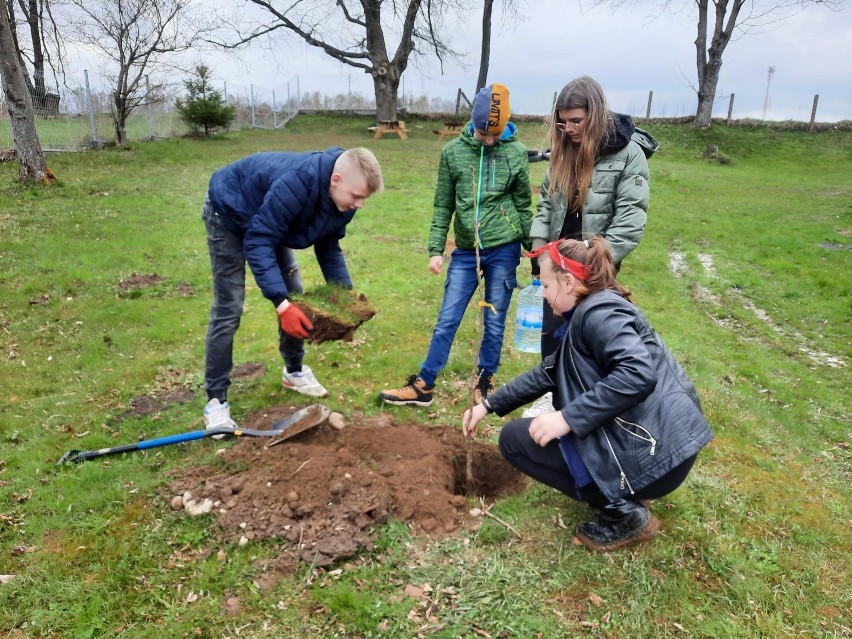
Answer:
[
  {"left": 693, "top": 0, "right": 744, "bottom": 128},
  {"left": 25, "top": 0, "right": 47, "bottom": 96},
  {"left": 113, "top": 92, "right": 128, "bottom": 146},
  {"left": 476, "top": 0, "right": 495, "bottom": 94},
  {"left": 695, "top": 57, "right": 721, "bottom": 128},
  {"left": 0, "top": 0, "right": 53, "bottom": 183},
  {"left": 372, "top": 63, "right": 400, "bottom": 122}
]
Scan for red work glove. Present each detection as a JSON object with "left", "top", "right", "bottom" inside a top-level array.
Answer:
[{"left": 276, "top": 301, "right": 313, "bottom": 339}]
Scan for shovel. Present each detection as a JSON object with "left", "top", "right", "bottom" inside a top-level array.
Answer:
[{"left": 57, "top": 403, "right": 331, "bottom": 465}]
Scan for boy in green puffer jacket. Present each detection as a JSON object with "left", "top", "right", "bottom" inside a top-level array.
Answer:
[{"left": 380, "top": 83, "right": 532, "bottom": 407}]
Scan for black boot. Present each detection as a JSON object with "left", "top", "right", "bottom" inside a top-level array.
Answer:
[{"left": 576, "top": 498, "right": 659, "bottom": 552}]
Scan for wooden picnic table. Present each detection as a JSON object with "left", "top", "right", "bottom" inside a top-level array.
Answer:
[{"left": 371, "top": 120, "right": 408, "bottom": 139}]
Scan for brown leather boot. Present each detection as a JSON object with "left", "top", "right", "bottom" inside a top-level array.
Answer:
[
  {"left": 379, "top": 375, "right": 434, "bottom": 407},
  {"left": 473, "top": 370, "right": 494, "bottom": 405}
]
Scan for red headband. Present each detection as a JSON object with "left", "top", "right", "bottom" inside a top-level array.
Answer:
[{"left": 525, "top": 241, "right": 588, "bottom": 280}]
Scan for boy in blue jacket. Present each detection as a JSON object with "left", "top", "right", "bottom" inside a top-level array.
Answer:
[{"left": 201, "top": 147, "right": 383, "bottom": 430}]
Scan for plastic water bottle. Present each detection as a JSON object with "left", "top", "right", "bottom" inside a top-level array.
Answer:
[{"left": 515, "top": 278, "right": 543, "bottom": 353}]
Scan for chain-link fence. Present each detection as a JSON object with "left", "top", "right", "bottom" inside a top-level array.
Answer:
[
  {"left": 0, "top": 72, "right": 303, "bottom": 152},
  {"left": 2, "top": 69, "right": 849, "bottom": 153}
]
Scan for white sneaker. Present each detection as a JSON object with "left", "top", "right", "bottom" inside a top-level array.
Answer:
[
  {"left": 281, "top": 365, "right": 328, "bottom": 398},
  {"left": 522, "top": 392, "right": 554, "bottom": 418},
  {"left": 203, "top": 398, "right": 236, "bottom": 440}
]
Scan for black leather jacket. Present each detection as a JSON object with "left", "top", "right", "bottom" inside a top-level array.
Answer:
[{"left": 487, "top": 289, "right": 713, "bottom": 500}]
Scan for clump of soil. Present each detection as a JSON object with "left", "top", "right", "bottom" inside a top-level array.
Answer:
[
  {"left": 290, "top": 285, "right": 377, "bottom": 344},
  {"left": 168, "top": 406, "right": 527, "bottom": 576}
]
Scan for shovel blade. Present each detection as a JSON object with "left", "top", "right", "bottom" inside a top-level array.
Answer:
[{"left": 265, "top": 404, "right": 331, "bottom": 448}]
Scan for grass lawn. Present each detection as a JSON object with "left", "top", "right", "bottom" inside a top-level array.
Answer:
[{"left": 0, "top": 115, "right": 850, "bottom": 638}]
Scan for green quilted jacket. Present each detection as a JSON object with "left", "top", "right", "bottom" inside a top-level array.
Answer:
[{"left": 429, "top": 122, "right": 532, "bottom": 256}]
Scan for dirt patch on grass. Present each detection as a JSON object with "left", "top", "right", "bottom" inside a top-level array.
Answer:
[
  {"left": 168, "top": 405, "right": 527, "bottom": 579},
  {"left": 231, "top": 362, "right": 267, "bottom": 381},
  {"left": 129, "top": 387, "right": 196, "bottom": 417},
  {"left": 119, "top": 273, "right": 163, "bottom": 289}
]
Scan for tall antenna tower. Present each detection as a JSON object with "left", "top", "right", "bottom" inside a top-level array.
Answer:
[{"left": 762, "top": 65, "right": 776, "bottom": 120}]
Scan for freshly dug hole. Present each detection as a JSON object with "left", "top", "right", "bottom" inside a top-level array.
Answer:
[{"left": 168, "top": 406, "right": 527, "bottom": 575}]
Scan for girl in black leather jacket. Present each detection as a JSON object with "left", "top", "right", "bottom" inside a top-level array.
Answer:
[{"left": 463, "top": 237, "right": 713, "bottom": 552}]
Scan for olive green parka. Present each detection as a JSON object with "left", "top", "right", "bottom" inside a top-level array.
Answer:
[{"left": 530, "top": 116, "right": 658, "bottom": 266}]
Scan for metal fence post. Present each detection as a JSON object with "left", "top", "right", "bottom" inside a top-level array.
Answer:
[
  {"left": 810, "top": 95, "right": 819, "bottom": 132},
  {"left": 223, "top": 82, "right": 230, "bottom": 131},
  {"left": 272, "top": 89, "right": 277, "bottom": 129},
  {"left": 726, "top": 93, "right": 735, "bottom": 126},
  {"left": 84, "top": 70, "right": 100, "bottom": 148},
  {"left": 146, "top": 77, "right": 155, "bottom": 139},
  {"left": 251, "top": 84, "right": 256, "bottom": 128}
]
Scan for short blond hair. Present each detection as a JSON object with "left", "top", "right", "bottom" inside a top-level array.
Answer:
[{"left": 338, "top": 147, "right": 384, "bottom": 194}]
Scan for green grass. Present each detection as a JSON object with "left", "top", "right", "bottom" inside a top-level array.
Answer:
[{"left": 1, "top": 116, "right": 850, "bottom": 638}]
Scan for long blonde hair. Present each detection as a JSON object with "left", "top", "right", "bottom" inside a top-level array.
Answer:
[{"left": 547, "top": 76, "right": 613, "bottom": 211}]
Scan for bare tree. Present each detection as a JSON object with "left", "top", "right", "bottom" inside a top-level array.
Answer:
[
  {"left": 61, "top": 0, "right": 206, "bottom": 145},
  {"left": 587, "top": 0, "right": 841, "bottom": 128},
  {"left": 475, "top": 0, "right": 520, "bottom": 95},
  {"left": 476, "top": 0, "right": 495, "bottom": 94},
  {"left": 0, "top": 0, "right": 53, "bottom": 183},
  {"left": 217, "top": 0, "right": 459, "bottom": 122},
  {"left": 6, "top": 0, "right": 64, "bottom": 112}
]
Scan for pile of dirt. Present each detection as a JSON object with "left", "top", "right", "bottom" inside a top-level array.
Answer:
[{"left": 168, "top": 406, "right": 527, "bottom": 577}]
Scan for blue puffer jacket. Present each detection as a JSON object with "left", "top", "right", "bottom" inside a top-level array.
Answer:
[
  {"left": 485, "top": 289, "right": 713, "bottom": 500},
  {"left": 207, "top": 148, "right": 353, "bottom": 306}
]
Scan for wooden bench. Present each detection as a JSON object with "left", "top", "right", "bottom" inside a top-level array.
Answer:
[
  {"left": 372, "top": 120, "right": 408, "bottom": 139},
  {"left": 436, "top": 121, "right": 464, "bottom": 141}
]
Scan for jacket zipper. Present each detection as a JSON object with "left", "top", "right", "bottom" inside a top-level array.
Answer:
[
  {"left": 567, "top": 339, "right": 644, "bottom": 495},
  {"left": 614, "top": 416, "right": 657, "bottom": 455},
  {"left": 474, "top": 147, "right": 485, "bottom": 248}
]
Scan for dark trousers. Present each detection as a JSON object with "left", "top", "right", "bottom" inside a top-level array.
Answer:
[
  {"left": 540, "top": 301, "right": 563, "bottom": 359},
  {"left": 498, "top": 417, "right": 698, "bottom": 503},
  {"left": 202, "top": 199, "right": 304, "bottom": 402}
]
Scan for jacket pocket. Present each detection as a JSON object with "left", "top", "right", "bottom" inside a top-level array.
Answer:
[
  {"left": 610, "top": 389, "right": 697, "bottom": 481},
  {"left": 499, "top": 205, "right": 524, "bottom": 241},
  {"left": 591, "top": 159, "right": 626, "bottom": 194}
]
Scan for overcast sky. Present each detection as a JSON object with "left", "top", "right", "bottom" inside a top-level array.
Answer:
[{"left": 81, "top": 1, "right": 852, "bottom": 122}]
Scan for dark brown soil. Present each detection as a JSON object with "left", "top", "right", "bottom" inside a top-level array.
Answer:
[
  {"left": 118, "top": 273, "right": 163, "bottom": 289},
  {"left": 168, "top": 405, "right": 527, "bottom": 578},
  {"left": 292, "top": 293, "right": 376, "bottom": 344},
  {"left": 129, "top": 387, "right": 196, "bottom": 417}
]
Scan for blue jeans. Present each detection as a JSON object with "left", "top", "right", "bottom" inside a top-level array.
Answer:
[
  {"left": 419, "top": 243, "right": 519, "bottom": 386},
  {"left": 202, "top": 198, "right": 304, "bottom": 402}
]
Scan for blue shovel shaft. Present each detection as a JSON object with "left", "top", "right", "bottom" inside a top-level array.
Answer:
[
  {"left": 138, "top": 429, "right": 207, "bottom": 449},
  {"left": 57, "top": 404, "right": 329, "bottom": 465}
]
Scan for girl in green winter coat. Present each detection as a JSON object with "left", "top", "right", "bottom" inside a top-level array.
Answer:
[{"left": 525, "top": 75, "right": 659, "bottom": 417}]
